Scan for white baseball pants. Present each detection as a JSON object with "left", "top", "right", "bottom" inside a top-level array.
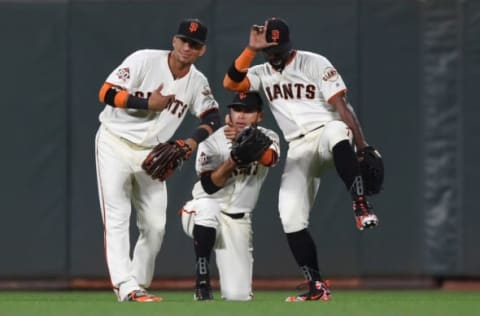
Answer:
[{"left": 95, "top": 125, "right": 167, "bottom": 301}]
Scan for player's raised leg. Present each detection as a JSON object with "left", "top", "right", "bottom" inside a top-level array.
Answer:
[{"left": 318, "top": 120, "right": 379, "bottom": 231}]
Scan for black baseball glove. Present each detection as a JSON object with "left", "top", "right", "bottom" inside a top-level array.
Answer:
[
  {"left": 142, "top": 139, "right": 193, "bottom": 181},
  {"left": 230, "top": 126, "right": 273, "bottom": 166},
  {"left": 357, "top": 146, "right": 384, "bottom": 195}
]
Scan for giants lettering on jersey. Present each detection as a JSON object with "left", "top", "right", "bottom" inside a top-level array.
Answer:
[
  {"left": 265, "top": 83, "right": 316, "bottom": 101},
  {"left": 165, "top": 99, "right": 188, "bottom": 118},
  {"left": 233, "top": 163, "right": 258, "bottom": 176},
  {"left": 134, "top": 91, "right": 188, "bottom": 117}
]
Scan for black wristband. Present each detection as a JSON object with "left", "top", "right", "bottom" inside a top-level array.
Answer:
[
  {"left": 201, "top": 109, "right": 221, "bottom": 132},
  {"left": 104, "top": 88, "right": 118, "bottom": 105},
  {"left": 126, "top": 95, "right": 149, "bottom": 110},
  {"left": 200, "top": 172, "right": 222, "bottom": 194},
  {"left": 227, "top": 62, "right": 247, "bottom": 82},
  {"left": 191, "top": 127, "right": 210, "bottom": 144}
]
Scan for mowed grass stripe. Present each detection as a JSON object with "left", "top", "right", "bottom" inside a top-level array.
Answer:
[{"left": 0, "top": 290, "right": 479, "bottom": 316}]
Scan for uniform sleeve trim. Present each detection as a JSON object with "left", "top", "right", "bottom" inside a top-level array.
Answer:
[
  {"left": 235, "top": 47, "right": 257, "bottom": 71},
  {"left": 327, "top": 89, "right": 347, "bottom": 104},
  {"left": 258, "top": 148, "right": 278, "bottom": 166}
]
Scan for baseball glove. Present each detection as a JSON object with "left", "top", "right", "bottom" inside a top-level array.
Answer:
[
  {"left": 230, "top": 126, "right": 272, "bottom": 166},
  {"left": 357, "top": 146, "right": 384, "bottom": 196},
  {"left": 142, "top": 139, "right": 193, "bottom": 181}
]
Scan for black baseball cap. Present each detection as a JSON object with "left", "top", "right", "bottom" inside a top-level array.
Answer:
[
  {"left": 228, "top": 91, "right": 263, "bottom": 112},
  {"left": 176, "top": 18, "right": 207, "bottom": 45},
  {"left": 263, "top": 17, "right": 292, "bottom": 54}
]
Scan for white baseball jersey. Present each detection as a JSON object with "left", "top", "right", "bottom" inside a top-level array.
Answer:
[
  {"left": 245, "top": 50, "right": 353, "bottom": 233},
  {"left": 100, "top": 49, "right": 218, "bottom": 147},
  {"left": 247, "top": 50, "right": 347, "bottom": 142},
  {"left": 191, "top": 126, "right": 280, "bottom": 215}
]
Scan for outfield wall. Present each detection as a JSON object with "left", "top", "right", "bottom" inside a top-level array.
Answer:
[{"left": 0, "top": 0, "right": 479, "bottom": 280}]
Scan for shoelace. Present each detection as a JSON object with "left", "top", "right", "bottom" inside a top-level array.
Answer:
[
  {"left": 130, "top": 290, "right": 149, "bottom": 298},
  {"left": 294, "top": 281, "right": 309, "bottom": 291},
  {"left": 294, "top": 280, "right": 330, "bottom": 293},
  {"left": 354, "top": 199, "right": 372, "bottom": 215}
]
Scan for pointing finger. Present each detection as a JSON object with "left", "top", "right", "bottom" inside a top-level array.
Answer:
[
  {"left": 155, "top": 84, "right": 164, "bottom": 93},
  {"left": 225, "top": 114, "right": 233, "bottom": 126}
]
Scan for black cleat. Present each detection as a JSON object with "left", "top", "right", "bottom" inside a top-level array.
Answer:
[
  {"left": 285, "top": 280, "right": 331, "bottom": 302},
  {"left": 353, "top": 197, "right": 379, "bottom": 230},
  {"left": 194, "top": 283, "right": 213, "bottom": 301}
]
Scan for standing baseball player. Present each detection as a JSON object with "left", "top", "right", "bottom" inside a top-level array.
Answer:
[
  {"left": 180, "top": 91, "right": 280, "bottom": 301},
  {"left": 223, "top": 17, "right": 382, "bottom": 301},
  {"left": 96, "top": 18, "right": 221, "bottom": 302}
]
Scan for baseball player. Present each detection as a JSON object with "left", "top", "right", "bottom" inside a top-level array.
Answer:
[
  {"left": 223, "top": 18, "right": 380, "bottom": 301},
  {"left": 95, "top": 18, "right": 221, "bottom": 302},
  {"left": 180, "top": 91, "right": 280, "bottom": 301}
]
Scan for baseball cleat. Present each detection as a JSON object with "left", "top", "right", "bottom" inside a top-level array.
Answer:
[
  {"left": 194, "top": 284, "right": 214, "bottom": 301},
  {"left": 285, "top": 280, "right": 331, "bottom": 302},
  {"left": 353, "top": 196, "right": 379, "bottom": 230},
  {"left": 126, "top": 290, "right": 162, "bottom": 302}
]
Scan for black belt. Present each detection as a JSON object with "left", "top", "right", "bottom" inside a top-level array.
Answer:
[
  {"left": 296, "top": 124, "right": 325, "bottom": 139},
  {"left": 221, "top": 211, "right": 245, "bottom": 219}
]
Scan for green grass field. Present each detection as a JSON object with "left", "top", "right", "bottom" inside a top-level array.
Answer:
[{"left": 0, "top": 290, "right": 479, "bottom": 316}]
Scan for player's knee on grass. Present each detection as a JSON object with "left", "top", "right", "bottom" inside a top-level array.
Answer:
[{"left": 221, "top": 288, "right": 252, "bottom": 301}]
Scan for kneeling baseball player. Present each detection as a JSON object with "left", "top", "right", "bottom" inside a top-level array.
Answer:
[{"left": 180, "top": 91, "right": 280, "bottom": 301}]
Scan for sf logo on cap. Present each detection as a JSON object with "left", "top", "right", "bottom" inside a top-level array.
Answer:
[
  {"left": 271, "top": 29, "right": 280, "bottom": 42},
  {"left": 189, "top": 22, "right": 199, "bottom": 32},
  {"left": 239, "top": 92, "right": 247, "bottom": 99}
]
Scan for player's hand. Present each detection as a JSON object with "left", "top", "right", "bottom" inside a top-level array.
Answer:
[
  {"left": 224, "top": 114, "right": 237, "bottom": 140},
  {"left": 148, "top": 84, "right": 175, "bottom": 111},
  {"left": 248, "top": 21, "right": 278, "bottom": 51}
]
